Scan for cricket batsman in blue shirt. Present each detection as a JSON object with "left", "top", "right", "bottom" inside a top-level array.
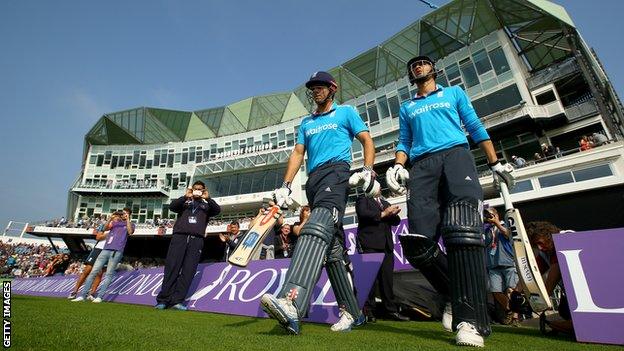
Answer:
[
  {"left": 385, "top": 56, "right": 514, "bottom": 347},
  {"left": 261, "top": 71, "right": 379, "bottom": 334}
]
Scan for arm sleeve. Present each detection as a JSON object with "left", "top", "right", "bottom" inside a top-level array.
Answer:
[
  {"left": 455, "top": 87, "right": 489, "bottom": 144},
  {"left": 355, "top": 197, "right": 381, "bottom": 222},
  {"left": 296, "top": 120, "right": 306, "bottom": 145},
  {"left": 169, "top": 196, "right": 187, "bottom": 214},
  {"left": 396, "top": 104, "right": 412, "bottom": 157},
  {"left": 347, "top": 106, "right": 369, "bottom": 137},
  {"left": 387, "top": 213, "right": 401, "bottom": 226}
]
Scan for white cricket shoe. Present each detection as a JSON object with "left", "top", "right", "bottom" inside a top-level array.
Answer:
[
  {"left": 331, "top": 308, "right": 355, "bottom": 332},
  {"left": 456, "top": 322, "right": 484, "bottom": 348},
  {"left": 260, "top": 294, "right": 300, "bottom": 335},
  {"left": 92, "top": 297, "right": 102, "bottom": 303},
  {"left": 442, "top": 302, "right": 453, "bottom": 332},
  {"left": 86, "top": 295, "right": 95, "bottom": 301},
  {"left": 71, "top": 297, "right": 84, "bottom": 302}
]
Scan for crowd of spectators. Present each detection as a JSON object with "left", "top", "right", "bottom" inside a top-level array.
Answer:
[
  {"left": 0, "top": 242, "right": 73, "bottom": 278},
  {"left": 41, "top": 215, "right": 108, "bottom": 230},
  {"left": 0, "top": 241, "right": 165, "bottom": 278},
  {"left": 79, "top": 179, "right": 166, "bottom": 191}
]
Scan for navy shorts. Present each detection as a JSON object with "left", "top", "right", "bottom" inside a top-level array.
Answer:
[{"left": 84, "top": 248, "right": 103, "bottom": 266}]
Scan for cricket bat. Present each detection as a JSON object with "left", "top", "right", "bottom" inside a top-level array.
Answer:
[
  {"left": 499, "top": 182, "right": 552, "bottom": 312},
  {"left": 228, "top": 205, "right": 281, "bottom": 267}
]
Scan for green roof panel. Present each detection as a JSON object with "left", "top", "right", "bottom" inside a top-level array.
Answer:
[
  {"left": 185, "top": 112, "right": 216, "bottom": 140},
  {"left": 147, "top": 108, "right": 192, "bottom": 141}
]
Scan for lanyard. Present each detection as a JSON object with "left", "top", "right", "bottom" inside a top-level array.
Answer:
[{"left": 190, "top": 201, "right": 198, "bottom": 215}]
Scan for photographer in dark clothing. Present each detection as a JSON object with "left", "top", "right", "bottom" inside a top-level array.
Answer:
[{"left": 155, "top": 180, "right": 220, "bottom": 311}]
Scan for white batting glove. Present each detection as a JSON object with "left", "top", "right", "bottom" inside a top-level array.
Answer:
[
  {"left": 386, "top": 164, "right": 409, "bottom": 195},
  {"left": 489, "top": 161, "right": 515, "bottom": 189},
  {"left": 273, "top": 182, "right": 294, "bottom": 209},
  {"left": 350, "top": 166, "right": 380, "bottom": 198}
]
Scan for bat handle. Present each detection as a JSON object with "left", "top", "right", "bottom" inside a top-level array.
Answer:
[{"left": 499, "top": 182, "right": 514, "bottom": 211}]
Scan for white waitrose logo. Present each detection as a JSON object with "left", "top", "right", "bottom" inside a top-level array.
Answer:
[
  {"left": 305, "top": 123, "right": 338, "bottom": 137},
  {"left": 410, "top": 102, "right": 452, "bottom": 116}
]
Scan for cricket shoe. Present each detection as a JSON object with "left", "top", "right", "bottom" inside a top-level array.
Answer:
[
  {"left": 71, "top": 296, "right": 85, "bottom": 302},
  {"left": 86, "top": 295, "right": 95, "bottom": 301},
  {"left": 171, "top": 303, "right": 188, "bottom": 311},
  {"left": 67, "top": 292, "right": 77, "bottom": 299},
  {"left": 442, "top": 302, "right": 453, "bottom": 332},
  {"left": 455, "top": 322, "right": 484, "bottom": 348},
  {"left": 260, "top": 294, "right": 300, "bottom": 335},
  {"left": 92, "top": 297, "right": 102, "bottom": 303},
  {"left": 330, "top": 308, "right": 366, "bottom": 332}
]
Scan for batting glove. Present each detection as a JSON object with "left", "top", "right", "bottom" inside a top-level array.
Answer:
[
  {"left": 349, "top": 166, "right": 380, "bottom": 198},
  {"left": 386, "top": 164, "right": 409, "bottom": 195},
  {"left": 489, "top": 161, "right": 515, "bottom": 189},
  {"left": 273, "top": 182, "right": 294, "bottom": 209}
]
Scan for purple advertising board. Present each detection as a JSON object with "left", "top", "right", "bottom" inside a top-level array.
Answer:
[
  {"left": 553, "top": 228, "right": 624, "bottom": 345},
  {"left": 344, "top": 218, "right": 415, "bottom": 271},
  {"left": 12, "top": 253, "right": 383, "bottom": 324}
]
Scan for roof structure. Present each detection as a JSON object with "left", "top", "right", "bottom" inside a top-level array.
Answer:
[{"left": 85, "top": 0, "right": 577, "bottom": 146}]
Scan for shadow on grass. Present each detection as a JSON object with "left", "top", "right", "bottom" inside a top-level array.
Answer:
[
  {"left": 224, "top": 318, "right": 260, "bottom": 327},
  {"left": 492, "top": 324, "right": 576, "bottom": 343}
]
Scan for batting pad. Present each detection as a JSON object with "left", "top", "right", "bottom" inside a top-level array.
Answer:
[
  {"left": 326, "top": 240, "right": 361, "bottom": 319},
  {"left": 278, "top": 207, "right": 334, "bottom": 318},
  {"left": 399, "top": 233, "right": 450, "bottom": 296},
  {"left": 442, "top": 201, "right": 490, "bottom": 336}
]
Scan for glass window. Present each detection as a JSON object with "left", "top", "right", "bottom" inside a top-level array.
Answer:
[
  {"left": 573, "top": 165, "right": 612, "bottom": 182},
  {"left": 460, "top": 59, "right": 479, "bottom": 88},
  {"left": 181, "top": 153, "right": 188, "bottom": 165},
  {"left": 398, "top": 86, "right": 411, "bottom": 102},
  {"left": 367, "top": 101, "right": 379, "bottom": 126},
  {"left": 510, "top": 180, "right": 533, "bottom": 194},
  {"left": 473, "top": 49, "right": 492, "bottom": 75},
  {"left": 356, "top": 104, "right": 367, "bottom": 123},
  {"left": 377, "top": 96, "right": 390, "bottom": 119},
  {"left": 538, "top": 172, "right": 574, "bottom": 188},
  {"left": 278, "top": 130, "right": 286, "bottom": 142},
  {"left": 436, "top": 71, "right": 449, "bottom": 87},
  {"left": 388, "top": 95, "right": 400, "bottom": 118},
  {"left": 446, "top": 63, "right": 461, "bottom": 82},
  {"left": 89, "top": 155, "right": 96, "bottom": 164},
  {"left": 536, "top": 90, "right": 557, "bottom": 105},
  {"left": 96, "top": 155, "right": 104, "bottom": 167},
  {"left": 489, "top": 47, "right": 510, "bottom": 75}
]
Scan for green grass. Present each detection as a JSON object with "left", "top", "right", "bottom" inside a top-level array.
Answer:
[{"left": 10, "top": 295, "right": 622, "bottom": 350}]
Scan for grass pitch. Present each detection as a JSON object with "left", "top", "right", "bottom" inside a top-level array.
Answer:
[{"left": 10, "top": 295, "right": 621, "bottom": 350}]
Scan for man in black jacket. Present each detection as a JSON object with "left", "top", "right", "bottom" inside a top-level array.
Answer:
[
  {"left": 155, "top": 180, "right": 220, "bottom": 310},
  {"left": 355, "top": 194, "right": 408, "bottom": 322}
]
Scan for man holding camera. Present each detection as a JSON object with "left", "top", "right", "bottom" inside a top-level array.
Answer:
[
  {"left": 156, "top": 180, "right": 220, "bottom": 311},
  {"left": 72, "top": 208, "right": 135, "bottom": 303},
  {"left": 483, "top": 206, "right": 518, "bottom": 325}
]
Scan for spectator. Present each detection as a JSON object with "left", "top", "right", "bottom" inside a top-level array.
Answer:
[
  {"left": 73, "top": 208, "right": 135, "bottom": 303},
  {"left": 219, "top": 221, "right": 242, "bottom": 261},
  {"left": 591, "top": 132, "right": 608, "bottom": 147},
  {"left": 526, "top": 221, "right": 574, "bottom": 336},
  {"left": 533, "top": 152, "right": 544, "bottom": 163},
  {"left": 292, "top": 205, "right": 311, "bottom": 236},
  {"left": 274, "top": 224, "right": 296, "bottom": 259},
  {"left": 541, "top": 143, "right": 558, "bottom": 158},
  {"left": 44, "top": 254, "right": 70, "bottom": 276},
  {"left": 67, "top": 223, "right": 108, "bottom": 299},
  {"left": 579, "top": 135, "right": 593, "bottom": 151},
  {"left": 155, "top": 181, "right": 220, "bottom": 311},
  {"left": 355, "top": 193, "right": 407, "bottom": 322},
  {"left": 483, "top": 206, "right": 519, "bottom": 326},
  {"left": 511, "top": 155, "right": 526, "bottom": 168}
]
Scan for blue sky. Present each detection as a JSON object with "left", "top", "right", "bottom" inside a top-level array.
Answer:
[{"left": 1, "top": 0, "right": 623, "bottom": 227}]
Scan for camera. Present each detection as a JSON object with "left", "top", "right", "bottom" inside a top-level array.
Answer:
[
  {"left": 483, "top": 210, "right": 493, "bottom": 219},
  {"left": 192, "top": 189, "right": 203, "bottom": 196}
]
